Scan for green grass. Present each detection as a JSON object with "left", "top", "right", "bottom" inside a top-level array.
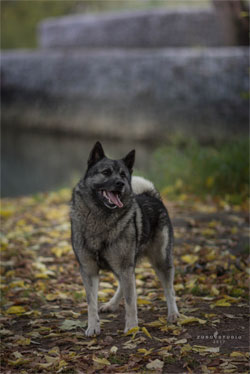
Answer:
[
  {"left": 147, "top": 138, "right": 249, "bottom": 202},
  {"left": 1, "top": 0, "right": 75, "bottom": 49}
]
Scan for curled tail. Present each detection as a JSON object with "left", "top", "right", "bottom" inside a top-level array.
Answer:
[{"left": 131, "top": 176, "right": 160, "bottom": 199}]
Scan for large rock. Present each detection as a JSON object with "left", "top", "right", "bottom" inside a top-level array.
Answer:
[
  {"left": 1, "top": 47, "right": 249, "bottom": 142},
  {"left": 38, "top": 8, "right": 225, "bottom": 49}
]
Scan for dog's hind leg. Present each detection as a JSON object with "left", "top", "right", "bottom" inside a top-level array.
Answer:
[
  {"left": 148, "top": 228, "right": 179, "bottom": 323},
  {"left": 154, "top": 264, "right": 179, "bottom": 323},
  {"left": 99, "top": 281, "right": 123, "bottom": 313}
]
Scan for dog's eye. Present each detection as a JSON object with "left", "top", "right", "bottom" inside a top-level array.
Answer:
[
  {"left": 120, "top": 171, "right": 126, "bottom": 178},
  {"left": 102, "top": 169, "right": 112, "bottom": 176}
]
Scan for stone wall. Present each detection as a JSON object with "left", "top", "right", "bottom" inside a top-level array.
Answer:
[
  {"left": 2, "top": 47, "right": 248, "bottom": 142},
  {"left": 1, "top": 7, "right": 249, "bottom": 142},
  {"left": 38, "top": 8, "right": 225, "bottom": 48}
]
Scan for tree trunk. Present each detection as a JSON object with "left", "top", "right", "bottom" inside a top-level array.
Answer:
[{"left": 212, "top": 0, "right": 249, "bottom": 45}]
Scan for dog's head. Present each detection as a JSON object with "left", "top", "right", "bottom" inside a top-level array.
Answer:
[{"left": 84, "top": 141, "right": 135, "bottom": 210}]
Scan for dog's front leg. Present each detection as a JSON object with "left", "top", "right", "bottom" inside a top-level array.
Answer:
[
  {"left": 79, "top": 266, "right": 100, "bottom": 336},
  {"left": 120, "top": 267, "right": 138, "bottom": 333}
]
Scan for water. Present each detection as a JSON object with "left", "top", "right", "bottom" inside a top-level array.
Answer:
[{"left": 1, "top": 130, "right": 157, "bottom": 198}]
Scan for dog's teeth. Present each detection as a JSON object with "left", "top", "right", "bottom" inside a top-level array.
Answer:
[{"left": 102, "top": 190, "right": 112, "bottom": 204}]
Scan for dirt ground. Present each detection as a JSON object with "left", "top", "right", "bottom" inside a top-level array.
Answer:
[{"left": 0, "top": 190, "right": 249, "bottom": 373}]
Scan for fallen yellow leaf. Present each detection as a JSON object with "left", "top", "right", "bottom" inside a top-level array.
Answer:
[
  {"left": 124, "top": 326, "right": 140, "bottom": 337},
  {"left": 9, "top": 280, "right": 26, "bottom": 289},
  {"left": 46, "top": 294, "right": 58, "bottom": 301},
  {"left": 208, "top": 220, "right": 220, "bottom": 228},
  {"left": 6, "top": 306, "right": 26, "bottom": 315},
  {"left": 186, "top": 278, "right": 197, "bottom": 289},
  {"left": 92, "top": 356, "right": 111, "bottom": 366},
  {"left": 8, "top": 358, "right": 31, "bottom": 366},
  {"left": 230, "top": 351, "right": 245, "bottom": 358},
  {"left": 0, "top": 209, "right": 14, "bottom": 218},
  {"left": 146, "top": 320, "right": 163, "bottom": 328},
  {"left": 137, "top": 298, "right": 152, "bottom": 305},
  {"left": 174, "top": 338, "right": 187, "bottom": 344},
  {"left": 35, "top": 272, "right": 48, "bottom": 279},
  {"left": 59, "top": 360, "right": 67, "bottom": 369},
  {"left": 51, "top": 245, "right": 71, "bottom": 258},
  {"left": 179, "top": 316, "right": 206, "bottom": 325},
  {"left": 16, "top": 337, "right": 31, "bottom": 346},
  {"left": 231, "top": 226, "right": 238, "bottom": 234},
  {"left": 181, "top": 344, "right": 192, "bottom": 353},
  {"left": 212, "top": 299, "right": 231, "bottom": 307},
  {"left": 211, "top": 285, "right": 220, "bottom": 296},
  {"left": 202, "top": 228, "right": 216, "bottom": 237},
  {"left": 39, "top": 362, "right": 54, "bottom": 369},
  {"left": 45, "top": 355, "right": 59, "bottom": 365},
  {"left": 174, "top": 284, "right": 184, "bottom": 291},
  {"left": 181, "top": 255, "right": 199, "bottom": 265},
  {"left": 48, "top": 346, "right": 60, "bottom": 355},
  {"left": 137, "top": 348, "right": 153, "bottom": 356},
  {"left": 223, "top": 295, "right": 238, "bottom": 303},
  {"left": 142, "top": 326, "right": 152, "bottom": 339},
  {"left": 206, "top": 250, "right": 217, "bottom": 261},
  {"left": 157, "top": 346, "right": 173, "bottom": 356},
  {"left": 192, "top": 345, "right": 220, "bottom": 353}
]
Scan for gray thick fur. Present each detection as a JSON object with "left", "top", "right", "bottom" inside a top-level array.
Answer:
[{"left": 70, "top": 141, "right": 179, "bottom": 336}]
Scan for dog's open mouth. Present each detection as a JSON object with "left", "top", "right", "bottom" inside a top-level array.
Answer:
[{"left": 101, "top": 190, "right": 123, "bottom": 209}]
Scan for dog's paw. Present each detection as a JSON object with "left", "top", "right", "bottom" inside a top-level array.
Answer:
[
  {"left": 85, "top": 324, "right": 101, "bottom": 337},
  {"left": 167, "top": 312, "right": 179, "bottom": 323},
  {"left": 99, "top": 303, "right": 118, "bottom": 313}
]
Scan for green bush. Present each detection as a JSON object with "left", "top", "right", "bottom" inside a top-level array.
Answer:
[
  {"left": 1, "top": 1, "right": 76, "bottom": 49},
  {"left": 147, "top": 138, "right": 249, "bottom": 202}
]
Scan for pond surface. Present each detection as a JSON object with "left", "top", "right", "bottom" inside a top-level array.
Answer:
[{"left": 1, "top": 130, "right": 157, "bottom": 197}]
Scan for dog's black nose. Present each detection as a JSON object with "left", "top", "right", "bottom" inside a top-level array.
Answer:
[{"left": 116, "top": 180, "right": 125, "bottom": 189}]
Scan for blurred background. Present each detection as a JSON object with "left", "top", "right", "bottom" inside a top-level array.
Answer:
[{"left": 1, "top": 0, "right": 249, "bottom": 203}]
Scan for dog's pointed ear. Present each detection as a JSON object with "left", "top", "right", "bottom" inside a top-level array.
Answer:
[
  {"left": 88, "top": 141, "right": 105, "bottom": 167},
  {"left": 123, "top": 149, "right": 135, "bottom": 174}
]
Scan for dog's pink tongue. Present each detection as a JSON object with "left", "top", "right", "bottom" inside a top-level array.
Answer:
[{"left": 107, "top": 191, "right": 123, "bottom": 208}]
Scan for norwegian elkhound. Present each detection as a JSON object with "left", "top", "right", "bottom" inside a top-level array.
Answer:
[{"left": 70, "top": 141, "right": 179, "bottom": 336}]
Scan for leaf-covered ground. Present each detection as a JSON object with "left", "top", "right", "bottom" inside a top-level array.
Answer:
[{"left": 0, "top": 190, "right": 249, "bottom": 373}]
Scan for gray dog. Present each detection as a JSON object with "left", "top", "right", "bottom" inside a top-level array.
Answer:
[{"left": 70, "top": 142, "right": 179, "bottom": 336}]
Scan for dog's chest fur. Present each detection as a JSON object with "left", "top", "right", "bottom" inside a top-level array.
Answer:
[{"left": 71, "top": 193, "right": 137, "bottom": 254}]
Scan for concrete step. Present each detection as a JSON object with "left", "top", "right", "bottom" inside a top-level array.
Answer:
[
  {"left": 38, "top": 7, "right": 225, "bottom": 49},
  {"left": 2, "top": 47, "right": 248, "bottom": 141}
]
